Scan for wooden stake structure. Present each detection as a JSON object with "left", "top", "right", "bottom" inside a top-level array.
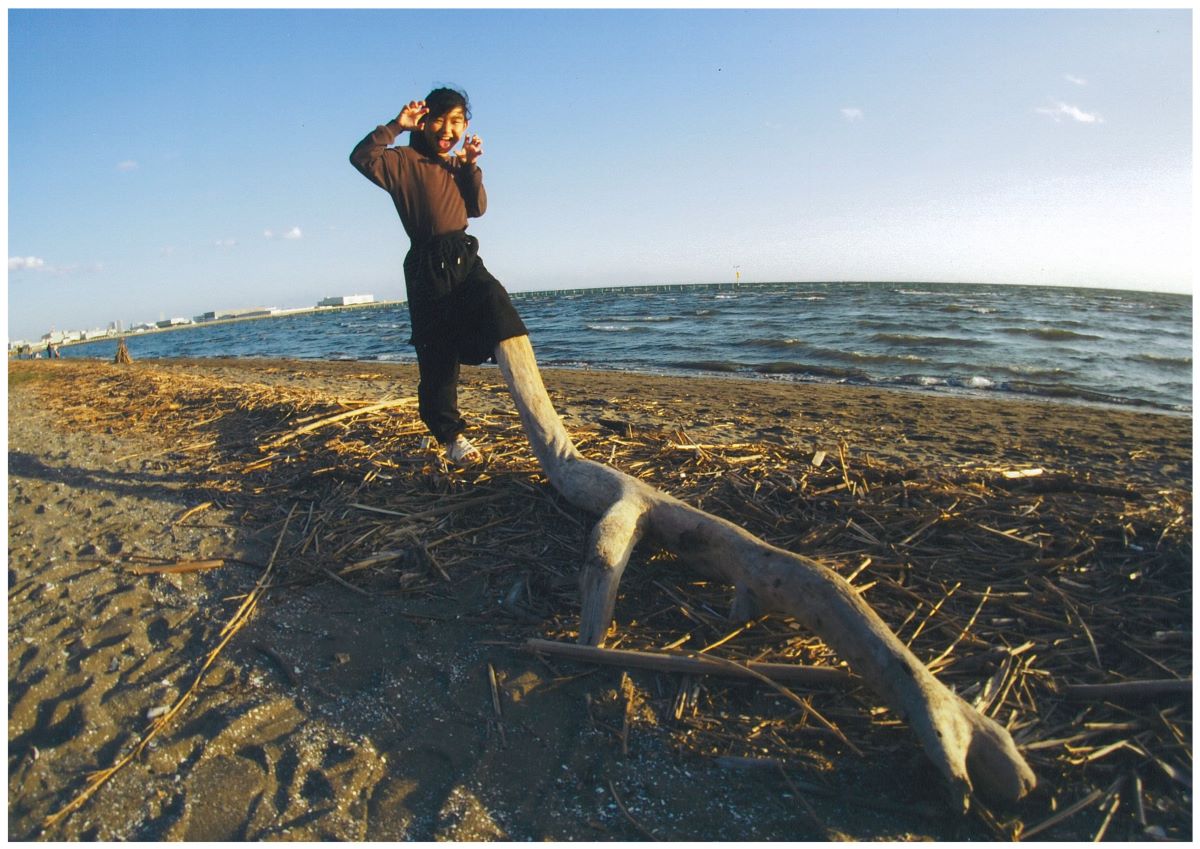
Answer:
[{"left": 493, "top": 334, "right": 1037, "bottom": 811}]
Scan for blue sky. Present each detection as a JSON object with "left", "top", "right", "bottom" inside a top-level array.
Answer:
[{"left": 6, "top": 7, "right": 1193, "bottom": 341}]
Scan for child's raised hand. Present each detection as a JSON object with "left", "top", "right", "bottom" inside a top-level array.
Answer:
[
  {"left": 459, "top": 133, "right": 483, "bottom": 164},
  {"left": 396, "top": 100, "right": 429, "bottom": 131}
]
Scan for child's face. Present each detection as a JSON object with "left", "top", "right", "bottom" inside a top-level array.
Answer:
[{"left": 419, "top": 106, "right": 468, "bottom": 157}]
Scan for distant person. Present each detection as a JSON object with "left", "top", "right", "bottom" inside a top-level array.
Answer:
[{"left": 350, "top": 87, "right": 528, "bottom": 465}]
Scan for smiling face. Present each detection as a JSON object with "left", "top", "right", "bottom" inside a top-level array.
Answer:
[{"left": 419, "top": 106, "right": 469, "bottom": 158}]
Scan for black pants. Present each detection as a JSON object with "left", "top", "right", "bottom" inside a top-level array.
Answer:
[{"left": 404, "top": 232, "right": 527, "bottom": 443}]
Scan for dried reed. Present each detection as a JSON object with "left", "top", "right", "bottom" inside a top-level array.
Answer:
[{"left": 18, "top": 360, "right": 1191, "bottom": 840}]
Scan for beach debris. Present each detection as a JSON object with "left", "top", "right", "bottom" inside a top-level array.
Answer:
[
  {"left": 14, "top": 359, "right": 1191, "bottom": 839},
  {"left": 494, "top": 334, "right": 1034, "bottom": 810},
  {"left": 608, "top": 779, "right": 659, "bottom": 840},
  {"left": 129, "top": 559, "right": 224, "bottom": 575},
  {"left": 264, "top": 396, "right": 417, "bottom": 448},
  {"left": 42, "top": 504, "right": 297, "bottom": 831},
  {"left": 526, "top": 639, "right": 853, "bottom": 687},
  {"left": 254, "top": 642, "right": 302, "bottom": 687},
  {"left": 113, "top": 337, "right": 133, "bottom": 364},
  {"left": 487, "top": 662, "right": 503, "bottom": 718},
  {"left": 1060, "top": 678, "right": 1193, "bottom": 704},
  {"left": 173, "top": 501, "right": 214, "bottom": 524}
]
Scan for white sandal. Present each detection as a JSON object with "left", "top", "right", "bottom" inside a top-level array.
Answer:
[{"left": 446, "top": 434, "right": 482, "bottom": 466}]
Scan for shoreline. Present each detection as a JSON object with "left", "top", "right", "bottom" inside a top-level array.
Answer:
[
  {"left": 39, "top": 350, "right": 1195, "bottom": 417},
  {"left": 26, "top": 300, "right": 402, "bottom": 353},
  {"left": 8, "top": 357, "right": 1192, "bottom": 840}
]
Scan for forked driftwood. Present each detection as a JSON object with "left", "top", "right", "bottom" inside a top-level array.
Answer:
[{"left": 493, "top": 334, "right": 1036, "bottom": 811}]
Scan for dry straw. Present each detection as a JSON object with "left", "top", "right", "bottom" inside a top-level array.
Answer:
[{"left": 20, "top": 360, "right": 1192, "bottom": 840}]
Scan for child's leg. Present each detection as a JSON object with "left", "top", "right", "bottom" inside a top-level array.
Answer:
[{"left": 415, "top": 341, "right": 466, "bottom": 443}]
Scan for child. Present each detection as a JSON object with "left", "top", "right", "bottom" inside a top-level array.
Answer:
[{"left": 350, "top": 87, "right": 528, "bottom": 464}]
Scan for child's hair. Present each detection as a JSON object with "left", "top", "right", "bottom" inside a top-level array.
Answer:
[{"left": 425, "top": 86, "right": 471, "bottom": 121}]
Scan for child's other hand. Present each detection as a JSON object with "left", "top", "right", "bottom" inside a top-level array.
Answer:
[
  {"left": 459, "top": 134, "right": 483, "bottom": 164},
  {"left": 396, "top": 100, "right": 429, "bottom": 131}
]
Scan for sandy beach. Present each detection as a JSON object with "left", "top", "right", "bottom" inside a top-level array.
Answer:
[{"left": 8, "top": 356, "right": 1192, "bottom": 840}]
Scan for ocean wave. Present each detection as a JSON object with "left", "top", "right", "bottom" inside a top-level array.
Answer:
[
  {"left": 746, "top": 337, "right": 807, "bottom": 350},
  {"left": 951, "top": 361, "right": 1066, "bottom": 380},
  {"left": 999, "top": 327, "right": 1104, "bottom": 342},
  {"left": 854, "top": 318, "right": 899, "bottom": 330},
  {"left": 940, "top": 304, "right": 996, "bottom": 315},
  {"left": 891, "top": 375, "right": 947, "bottom": 387},
  {"left": 584, "top": 324, "right": 650, "bottom": 333},
  {"left": 600, "top": 315, "right": 677, "bottom": 323},
  {"left": 1128, "top": 353, "right": 1192, "bottom": 369},
  {"left": 870, "top": 333, "right": 990, "bottom": 348},
  {"left": 778, "top": 344, "right": 927, "bottom": 365},
  {"left": 1145, "top": 311, "right": 1188, "bottom": 323},
  {"left": 55, "top": 281, "right": 1188, "bottom": 413},
  {"left": 1004, "top": 379, "right": 1154, "bottom": 408},
  {"left": 844, "top": 350, "right": 927, "bottom": 365},
  {"left": 665, "top": 360, "right": 742, "bottom": 373},
  {"left": 752, "top": 362, "right": 868, "bottom": 380}
]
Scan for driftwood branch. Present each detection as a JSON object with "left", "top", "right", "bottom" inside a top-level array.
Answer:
[
  {"left": 494, "top": 334, "right": 1036, "bottom": 811},
  {"left": 1062, "top": 678, "right": 1192, "bottom": 704},
  {"left": 525, "top": 638, "right": 855, "bottom": 686}
]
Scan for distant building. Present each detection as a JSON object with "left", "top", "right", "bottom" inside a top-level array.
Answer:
[
  {"left": 194, "top": 307, "right": 280, "bottom": 323},
  {"left": 318, "top": 294, "right": 375, "bottom": 307},
  {"left": 156, "top": 317, "right": 192, "bottom": 328}
]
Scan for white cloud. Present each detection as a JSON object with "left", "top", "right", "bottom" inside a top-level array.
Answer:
[
  {"left": 215, "top": 238, "right": 238, "bottom": 248},
  {"left": 283, "top": 226, "right": 302, "bottom": 240},
  {"left": 263, "top": 229, "right": 274, "bottom": 239},
  {"left": 841, "top": 107, "right": 864, "bottom": 122},
  {"left": 1064, "top": 73, "right": 1087, "bottom": 86},
  {"left": 264, "top": 226, "right": 302, "bottom": 240},
  {"left": 7, "top": 257, "right": 104, "bottom": 276},
  {"left": 116, "top": 160, "right": 139, "bottom": 172},
  {"left": 160, "top": 245, "right": 176, "bottom": 257},
  {"left": 1036, "top": 100, "right": 1103, "bottom": 124}
]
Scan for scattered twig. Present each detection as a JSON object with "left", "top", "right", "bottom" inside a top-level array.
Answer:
[
  {"left": 42, "top": 504, "right": 298, "bottom": 831},
  {"left": 129, "top": 559, "right": 224, "bottom": 575},
  {"left": 1062, "top": 679, "right": 1192, "bottom": 704},
  {"left": 264, "top": 397, "right": 417, "bottom": 447},
  {"left": 488, "top": 662, "right": 503, "bottom": 718},
  {"left": 608, "top": 780, "right": 658, "bottom": 840},
  {"left": 525, "top": 639, "right": 855, "bottom": 687},
  {"left": 253, "top": 642, "right": 301, "bottom": 687},
  {"left": 174, "top": 501, "right": 214, "bottom": 525}
]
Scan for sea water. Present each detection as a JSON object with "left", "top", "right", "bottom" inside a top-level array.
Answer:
[{"left": 59, "top": 282, "right": 1192, "bottom": 414}]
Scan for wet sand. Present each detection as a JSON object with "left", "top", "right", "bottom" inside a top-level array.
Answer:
[{"left": 7, "top": 357, "right": 1192, "bottom": 840}]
